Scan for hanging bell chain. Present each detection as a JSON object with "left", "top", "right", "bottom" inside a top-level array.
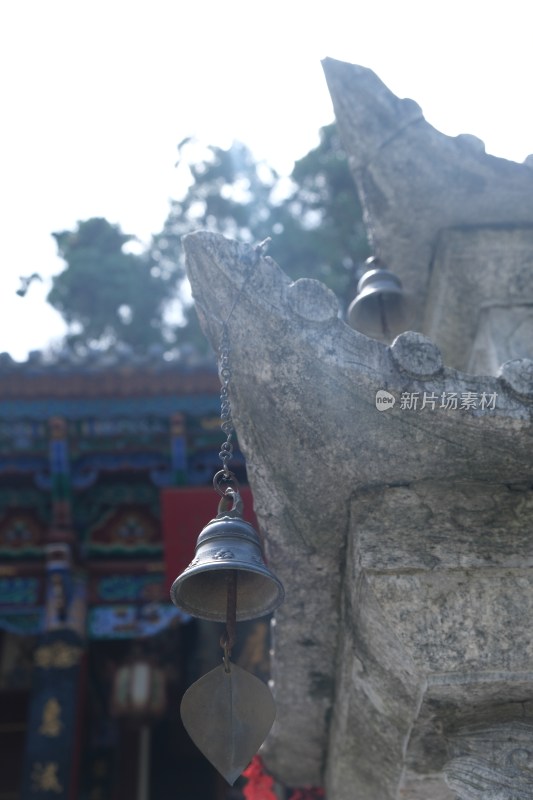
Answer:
[
  {"left": 219, "top": 324, "right": 234, "bottom": 478},
  {"left": 214, "top": 240, "right": 275, "bottom": 656},
  {"left": 174, "top": 239, "right": 283, "bottom": 785},
  {"left": 217, "top": 237, "right": 272, "bottom": 479},
  {"left": 170, "top": 235, "right": 285, "bottom": 626}
]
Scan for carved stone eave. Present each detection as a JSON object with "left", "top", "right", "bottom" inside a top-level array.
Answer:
[
  {"left": 183, "top": 231, "right": 533, "bottom": 794},
  {"left": 184, "top": 232, "right": 533, "bottom": 488},
  {"left": 321, "top": 58, "right": 533, "bottom": 333}
]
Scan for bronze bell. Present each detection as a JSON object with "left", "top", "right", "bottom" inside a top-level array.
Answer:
[
  {"left": 170, "top": 488, "right": 284, "bottom": 622},
  {"left": 347, "top": 257, "right": 405, "bottom": 341}
]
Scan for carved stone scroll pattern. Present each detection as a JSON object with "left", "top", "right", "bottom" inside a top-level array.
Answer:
[{"left": 444, "top": 722, "right": 533, "bottom": 800}]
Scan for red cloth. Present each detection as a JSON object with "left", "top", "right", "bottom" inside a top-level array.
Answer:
[
  {"left": 242, "top": 756, "right": 277, "bottom": 800},
  {"left": 242, "top": 756, "right": 325, "bottom": 800},
  {"left": 161, "top": 487, "right": 257, "bottom": 593}
]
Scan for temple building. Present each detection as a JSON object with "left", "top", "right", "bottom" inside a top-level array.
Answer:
[{"left": 0, "top": 351, "right": 261, "bottom": 800}]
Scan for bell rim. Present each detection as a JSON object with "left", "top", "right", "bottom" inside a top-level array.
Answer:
[
  {"left": 347, "top": 285, "right": 404, "bottom": 331},
  {"left": 351, "top": 285, "right": 404, "bottom": 307},
  {"left": 170, "top": 561, "right": 285, "bottom": 622}
]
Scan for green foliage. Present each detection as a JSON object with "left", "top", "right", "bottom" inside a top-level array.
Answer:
[
  {"left": 149, "top": 140, "right": 277, "bottom": 271},
  {"left": 48, "top": 218, "right": 180, "bottom": 354},
  {"left": 47, "top": 125, "right": 368, "bottom": 356},
  {"left": 154, "top": 125, "right": 369, "bottom": 318},
  {"left": 272, "top": 123, "right": 369, "bottom": 300}
]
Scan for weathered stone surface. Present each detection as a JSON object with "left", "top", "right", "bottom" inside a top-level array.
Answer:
[
  {"left": 181, "top": 51, "right": 533, "bottom": 800},
  {"left": 329, "top": 480, "right": 533, "bottom": 798},
  {"left": 390, "top": 331, "right": 443, "bottom": 378},
  {"left": 287, "top": 278, "right": 340, "bottom": 322},
  {"left": 499, "top": 358, "right": 533, "bottom": 401},
  {"left": 424, "top": 228, "right": 533, "bottom": 373},
  {"left": 468, "top": 307, "right": 533, "bottom": 377},
  {"left": 183, "top": 230, "right": 533, "bottom": 796},
  {"left": 322, "top": 58, "right": 533, "bottom": 372},
  {"left": 399, "top": 772, "right": 456, "bottom": 800}
]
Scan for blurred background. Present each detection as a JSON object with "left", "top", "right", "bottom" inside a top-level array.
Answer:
[{"left": 1, "top": 0, "right": 532, "bottom": 362}]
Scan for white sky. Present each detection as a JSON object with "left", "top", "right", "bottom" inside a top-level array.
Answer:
[{"left": 1, "top": 1, "right": 532, "bottom": 361}]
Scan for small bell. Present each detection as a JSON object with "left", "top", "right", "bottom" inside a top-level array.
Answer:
[
  {"left": 170, "top": 483, "right": 284, "bottom": 622},
  {"left": 348, "top": 257, "right": 405, "bottom": 341}
]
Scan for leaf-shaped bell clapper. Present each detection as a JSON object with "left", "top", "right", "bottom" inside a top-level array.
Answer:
[{"left": 170, "top": 483, "right": 284, "bottom": 621}]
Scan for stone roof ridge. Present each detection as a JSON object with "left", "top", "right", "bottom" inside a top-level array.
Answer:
[
  {"left": 184, "top": 230, "right": 533, "bottom": 476},
  {"left": 321, "top": 58, "right": 533, "bottom": 331},
  {"left": 183, "top": 230, "right": 533, "bottom": 407}
]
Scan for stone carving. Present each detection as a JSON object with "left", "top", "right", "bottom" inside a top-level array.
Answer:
[
  {"left": 390, "top": 331, "right": 443, "bottom": 378},
  {"left": 322, "top": 58, "right": 533, "bottom": 340},
  {"left": 183, "top": 230, "right": 533, "bottom": 798},
  {"left": 445, "top": 723, "right": 533, "bottom": 799},
  {"left": 182, "top": 58, "right": 533, "bottom": 799},
  {"left": 498, "top": 358, "right": 533, "bottom": 402}
]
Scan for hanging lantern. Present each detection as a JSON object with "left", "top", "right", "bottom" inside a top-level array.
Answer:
[
  {"left": 111, "top": 656, "right": 166, "bottom": 721},
  {"left": 347, "top": 256, "right": 405, "bottom": 341}
]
